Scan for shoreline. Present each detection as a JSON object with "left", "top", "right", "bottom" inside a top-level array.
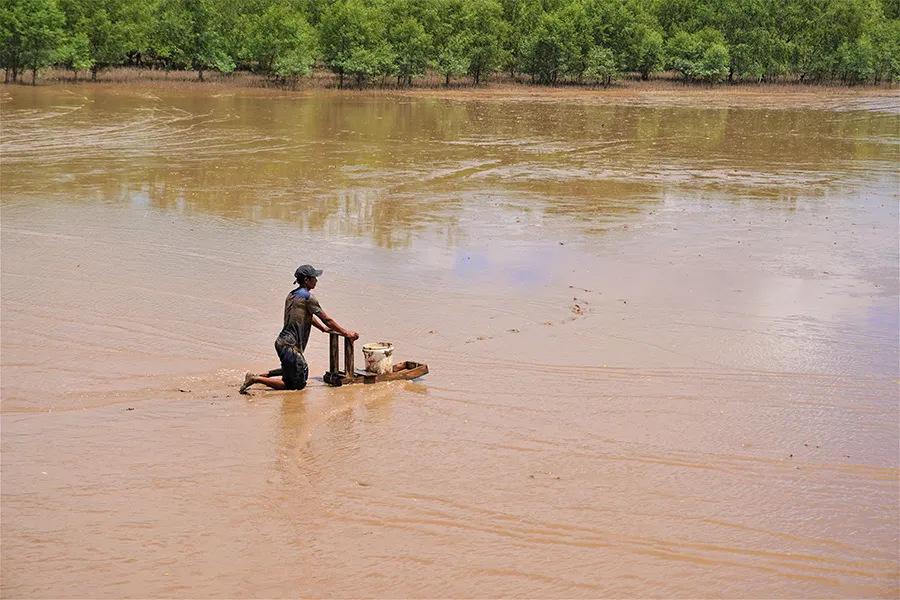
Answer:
[
  {"left": 6, "top": 66, "right": 899, "bottom": 96},
  {"left": 4, "top": 70, "right": 898, "bottom": 115}
]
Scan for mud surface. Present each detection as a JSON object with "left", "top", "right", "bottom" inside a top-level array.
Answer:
[{"left": 1, "top": 85, "right": 898, "bottom": 598}]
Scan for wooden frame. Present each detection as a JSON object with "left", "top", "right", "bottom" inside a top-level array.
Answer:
[{"left": 323, "top": 334, "right": 429, "bottom": 386}]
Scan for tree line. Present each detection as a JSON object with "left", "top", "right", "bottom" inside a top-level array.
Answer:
[{"left": 2, "top": 0, "right": 898, "bottom": 87}]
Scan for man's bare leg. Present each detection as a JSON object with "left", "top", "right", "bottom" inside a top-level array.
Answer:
[
  {"left": 240, "top": 372, "right": 287, "bottom": 393},
  {"left": 239, "top": 373, "right": 286, "bottom": 394},
  {"left": 250, "top": 375, "right": 287, "bottom": 390}
]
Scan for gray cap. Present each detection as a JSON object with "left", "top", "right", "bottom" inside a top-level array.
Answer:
[{"left": 294, "top": 264, "right": 323, "bottom": 282}]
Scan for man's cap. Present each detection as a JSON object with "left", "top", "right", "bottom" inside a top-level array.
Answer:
[{"left": 294, "top": 264, "right": 323, "bottom": 282}]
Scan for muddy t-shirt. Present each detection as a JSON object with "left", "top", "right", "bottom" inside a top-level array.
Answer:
[{"left": 279, "top": 288, "right": 322, "bottom": 352}]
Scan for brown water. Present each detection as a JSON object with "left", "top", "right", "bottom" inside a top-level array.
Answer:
[{"left": 1, "top": 85, "right": 898, "bottom": 598}]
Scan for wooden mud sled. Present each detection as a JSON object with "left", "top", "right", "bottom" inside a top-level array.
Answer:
[{"left": 323, "top": 333, "right": 428, "bottom": 387}]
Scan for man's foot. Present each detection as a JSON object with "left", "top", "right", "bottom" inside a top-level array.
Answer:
[{"left": 239, "top": 372, "right": 255, "bottom": 394}]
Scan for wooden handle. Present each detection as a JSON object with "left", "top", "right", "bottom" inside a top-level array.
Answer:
[
  {"left": 344, "top": 337, "right": 355, "bottom": 377},
  {"left": 329, "top": 333, "right": 339, "bottom": 372}
]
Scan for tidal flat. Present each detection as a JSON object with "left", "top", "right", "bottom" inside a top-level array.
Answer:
[{"left": 1, "top": 84, "right": 898, "bottom": 598}]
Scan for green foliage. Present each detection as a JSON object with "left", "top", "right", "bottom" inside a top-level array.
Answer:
[
  {"left": 57, "top": 30, "right": 93, "bottom": 75},
  {"left": 838, "top": 35, "right": 877, "bottom": 84},
  {"left": 211, "top": 0, "right": 256, "bottom": 70},
  {"left": 342, "top": 41, "right": 395, "bottom": 86},
  {"left": 697, "top": 39, "right": 730, "bottom": 81},
  {"left": 517, "top": 0, "right": 595, "bottom": 84},
  {"left": 883, "top": 0, "right": 900, "bottom": 19},
  {"left": 666, "top": 27, "right": 730, "bottom": 82},
  {"left": 248, "top": 2, "right": 317, "bottom": 80},
  {"left": 431, "top": 0, "right": 468, "bottom": 83},
  {"left": 59, "top": 0, "right": 151, "bottom": 77},
  {"left": 273, "top": 48, "right": 315, "bottom": 80},
  {"left": 870, "top": 17, "right": 900, "bottom": 81},
  {"left": 147, "top": 0, "right": 234, "bottom": 79},
  {"left": 462, "top": 0, "right": 507, "bottom": 84},
  {"left": 74, "top": 8, "right": 125, "bottom": 76},
  {"left": 434, "top": 32, "right": 469, "bottom": 84},
  {"left": 319, "top": 0, "right": 386, "bottom": 86},
  {"left": 730, "top": 28, "right": 789, "bottom": 81},
  {"left": 584, "top": 0, "right": 637, "bottom": 68},
  {"left": 388, "top": 17, "right": 431, "bottom": 84},
  {"left": 3, "top": 0, "right": 898, "bottom": 87},
  {"left": 623, "top": 23, "right": 664, "bottom": 79},
  {"left": 523, "top": 10, "right": 580, "bottom": 83},
  {"left": 499, "top": 0, "right": 543, "bottom": 77},
  {"left": 790, "top": 0, "right": 883, "bottom": 82},
  {"left": 584, "top": 44, "right": 618, "bottom": 84},
  {"left": 149, "top": 0, "right": 191, "bottom": 71},
  {"left": 556, "top": 0, "right": 593, "bottom": 79},
  {"left": 184, "top": 0, "right": 235, "bottom": 78},
  {"left": 1, "top": 0, "right": 66, "bottom": 82}
]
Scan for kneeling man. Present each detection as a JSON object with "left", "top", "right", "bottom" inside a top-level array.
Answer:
[{"left": 241, "top": 264, "right": 358, "bottom": 393}]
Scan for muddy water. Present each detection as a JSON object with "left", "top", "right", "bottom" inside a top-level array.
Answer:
[{"left": 1, "top": 85, "right": 897, "bottom": 598}]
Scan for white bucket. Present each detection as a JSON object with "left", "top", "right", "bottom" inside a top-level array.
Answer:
[{"left": 362, "top": 342, "right": 394, "bottom": 375}]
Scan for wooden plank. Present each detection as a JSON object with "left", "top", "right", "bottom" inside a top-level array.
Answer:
[{"left": 338, "top": 361, "right": 429, "bottom": 386}]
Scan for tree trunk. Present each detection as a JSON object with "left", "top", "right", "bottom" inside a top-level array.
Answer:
[
  {"left": 4, "top": 68, "right": 8, "bottom": 83},
  {"left": 445, "top": 72, "right": 450, "bottom": 87},
  {"left": 198, "top": 69, "right": 204, "bottom": 82},
  {"left": 339, "top": 70, "right": 344, "bottom": 89},
  {"left": 91, "top": 66, "right": 98, "bottom": 82},
  {"left": 73, "top": 70, "right": 78, "bottom": 82},
  {"left": 32, "top": 68, "right": 37, "bottom": 85}
]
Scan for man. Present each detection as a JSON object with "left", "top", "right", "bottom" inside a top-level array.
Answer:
[{"left": 240, "top": 265, "right": 358, "bottom": 393}]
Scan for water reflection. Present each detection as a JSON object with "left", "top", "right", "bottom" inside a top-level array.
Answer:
[
  {"left": 2, "top": 87, "right": 897, "bottom": 251},
  {"left": 274, "top": 384, "right": 400, "bottom": 487}
]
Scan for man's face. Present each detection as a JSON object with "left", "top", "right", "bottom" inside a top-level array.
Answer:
[{"left": 305, "top": 276, "right": 318, "bottom": 290}]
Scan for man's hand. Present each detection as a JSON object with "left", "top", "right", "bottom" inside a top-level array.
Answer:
[{"left": 346, "top": 330, "right": 359, "bottom": 341}]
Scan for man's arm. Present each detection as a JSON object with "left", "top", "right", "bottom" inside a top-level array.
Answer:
[
  {"left": 312, "top": 315, "right": 330, "bottom": 333},
  {"left": 317, "top": 309, "right": 358, "bottom": 341}
]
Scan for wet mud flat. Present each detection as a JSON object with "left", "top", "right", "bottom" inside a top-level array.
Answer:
[{"left": 1, "top": 86, "right": 897, "bottom": 598}]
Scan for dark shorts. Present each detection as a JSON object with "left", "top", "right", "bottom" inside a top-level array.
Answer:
[{"left": 275, "top": 338, "right": 308, "bottom": 390}]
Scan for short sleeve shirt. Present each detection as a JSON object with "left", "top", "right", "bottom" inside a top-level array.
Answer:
[{"left": 279, "top": 288, "right": 322, "bottom": 352}]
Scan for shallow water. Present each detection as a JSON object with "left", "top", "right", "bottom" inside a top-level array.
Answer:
[{"left": 1, "top": 85, "right": 898, "bottom": 598}]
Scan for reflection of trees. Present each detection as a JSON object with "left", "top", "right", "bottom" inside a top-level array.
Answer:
[{"left": 3, "top": 88, "right": 897, "bottom": 247}]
